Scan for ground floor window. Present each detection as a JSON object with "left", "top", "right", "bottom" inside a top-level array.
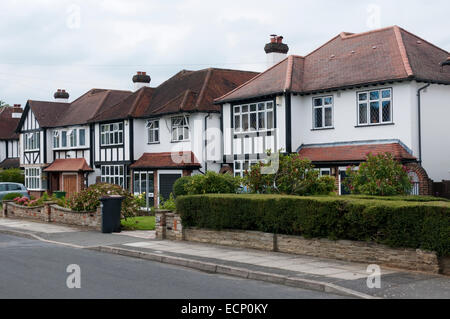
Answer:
[
  {"left": 233, "top": 160, "right": 259, "bottom": 177},
  {"left": 25, "top": 167, "right": 41, "bottom": 190},
  {"left": 101, "top": 165, "right": 124, "bottom": 187}
]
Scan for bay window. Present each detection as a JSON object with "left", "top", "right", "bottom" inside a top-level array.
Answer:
[
  {"left": 101, "top": 165, "right": 124, "bottom": 187},
  {"left": 25, "top": 167, "right": 41, "bottom": 190}
]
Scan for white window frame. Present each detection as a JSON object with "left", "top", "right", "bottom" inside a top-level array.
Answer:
[
  {"left": 25, "top": 167, "right": 41, "bottom": 190},
  {"left": 69, "top": 129, "right": 77, "bottom": 147},
  {"left": 25, "top": 132, "right": 40, "bottom": 151},
  {"left": 53, "top": 131, "right": 60, "bottom": 149},
  {"left": 171, "top": 116, "right": 189, "bottom": 142},
  {"left": 357, "top": 88, "right": 393, "bottom": 126},
  {"left": 233, "top": 159, "right": 259, "bottom": 177},
  {"left": 146, "top": 119, "right": 160, "bottom": 144},
  {"left": 233, "top": 101, "right": 274, "bottom": 134},
  {"left": 313, "top": 96, "right": 333, "bottom": 129},
  {"left": 101, "top": 122, "right": 124, "bottom": 146},
  {"left": 101, "top": 165, "right": 125, "bottom": 187}
]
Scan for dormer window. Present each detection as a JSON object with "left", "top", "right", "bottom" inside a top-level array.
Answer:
[{"left": 358, "top": 88, "right": 392, "bottom": 125}]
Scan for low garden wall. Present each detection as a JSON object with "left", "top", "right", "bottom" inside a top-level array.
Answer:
[
  {"left": 167, "top": 194, "right": 450, "bottom": 275},
  {"left": 2, "top": 201, "right": 101, "bottom": 230}
]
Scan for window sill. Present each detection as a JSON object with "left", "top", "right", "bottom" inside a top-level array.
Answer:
[
  {"left": 147, "top": 142, "right": 161, "bottom": 145},
  {"left": 311, "top": 127, "right": 335, "bottom": 131},
  {"left": 170, "top": 140, "right": 190, "bottom": 143},
  {"left": 355, "top": 122, "right": 395, "bottom": 128}
]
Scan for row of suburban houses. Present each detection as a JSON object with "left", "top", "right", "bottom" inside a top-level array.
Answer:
[{"left": 1, "top": 25, "right": 449, "bottom": 202}]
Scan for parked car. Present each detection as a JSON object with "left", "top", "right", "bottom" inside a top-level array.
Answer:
[{"left": 0, "top": 183, "right": 30, "bottom": 201}]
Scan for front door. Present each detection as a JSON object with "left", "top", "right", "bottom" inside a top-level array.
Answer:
[
  {"left": 49, "top": 173, "right": 60, "bottom": 194},
  {"left": 339, "top": 171, "right": 351, "bottom": 195},
  {"left": 134, "top": 171, "right": 155, "bottom": 207},
  {"left": 159, "top": 173, "right": 182, "bottom": 202},
  {"left": 63, "top": 174, "right": 78, "bottom": 198}
]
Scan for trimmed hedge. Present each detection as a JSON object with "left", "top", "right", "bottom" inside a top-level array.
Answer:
[{"left": 177, "top": 194, "right": 450, "bottom": 256}]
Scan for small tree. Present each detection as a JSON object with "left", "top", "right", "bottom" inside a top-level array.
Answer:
[
  {"left": 343, "top": 152, "right": 412, "bottom": 196},
  {"left": 243, "top": 152, "right": 336, "bottom": 196}
]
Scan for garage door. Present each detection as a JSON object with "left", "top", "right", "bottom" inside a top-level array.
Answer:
[{"left": 159, "top": 174, "right": 182, "bottom": 202}]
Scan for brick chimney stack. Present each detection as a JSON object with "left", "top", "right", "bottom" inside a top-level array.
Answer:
[
  {"left": 132, "top": 71, "right": 151, "bottom": 91},
  {"left": 264, "top": 34, "right": 289, "bottom": 68},
  {"left": 54, "top": 89, "right": 70, "bottom": 102},
  {"left": 12, "top": 104, "right": 22, "bottom": 118}
]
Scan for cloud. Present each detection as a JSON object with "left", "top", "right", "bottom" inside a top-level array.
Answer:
[{"left": 0, "top": 0, "right": 448, "bottom": 105}]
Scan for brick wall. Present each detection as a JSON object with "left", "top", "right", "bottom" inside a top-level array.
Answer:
[
  {"left": 405, "top": 162, "right": 433, "bottom": 196},
  {"left": 153, "top": 211, "right": 445, "bottom": 274},
  {"left": 155, "top": 210, "right": 183, "bottom": 240},
  {"left": 2, "top": 201, "right": 101, "bottom": 230}
]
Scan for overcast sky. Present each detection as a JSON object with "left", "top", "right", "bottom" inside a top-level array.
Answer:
[{"left": 1, "top": 0, "right": 449, "bottom": 105}]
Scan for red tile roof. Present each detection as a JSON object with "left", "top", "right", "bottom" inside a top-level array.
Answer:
[
  {"left": 43, "top": 158, "right": 94, "bottom": 172},
  {"left": 90, "top": 68, "right": 258, "bottom": 122},
  {"left": 298, "top": 142, "right": 416, "bottom": 163},
  {"left": 0, "top": 106, "right": 22, "bottom": 140},
  {"left": 217, "top": 26, "right": 450, "bottom": 103},
  {"left": 22, "top": 89, "right": 132, "bottom": 129},
  {"left": 130, "top": 152, "right": 201, "bottom": 169},
  {"left": 0, "top": 158, "right": 20, "bottom": 169}
]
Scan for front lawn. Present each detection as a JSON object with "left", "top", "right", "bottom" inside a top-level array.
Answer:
[{"left": 121, "top": 216, "right": 155, "bottom": 231}]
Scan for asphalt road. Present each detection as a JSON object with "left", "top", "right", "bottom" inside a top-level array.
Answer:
[{"left": 0, "top": 234, "right": 345, "bottom": 299}]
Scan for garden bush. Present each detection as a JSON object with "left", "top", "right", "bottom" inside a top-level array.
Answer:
[
  {"left": 172, "top": 176, "right": 193, "bottom": 197},
  {"left": 243, "top": 152, "right": 336, "bottom": 195},
  {"left": 183, "top": 172, "right": 242, "bottom": 195},
  {"left": 0, "top": 168, "right": 24, "bottom": 184},
  {"left": 67, "top": 183, "right": 138, "bottom": 218},
  {"left": 177, "top": 194, "right": 450, "bottom": 256},
  {"left": 343, "top": 153, "right": 412, "bottom": 196},
  {"left": 2, "top": 192, "right": 23, "bottom": 201}
]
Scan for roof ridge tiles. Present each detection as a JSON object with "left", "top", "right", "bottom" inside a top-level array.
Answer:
[{"left": 393, "top": 26, "right": 414, "bottom": 77}]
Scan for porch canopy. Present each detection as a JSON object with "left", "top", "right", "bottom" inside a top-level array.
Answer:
[
  {"left": 44, "top": 158, "right": 94, "bottom": 172},
  {"left": 130, "top": 152, "right": 201, "bottom": 170},
  {"left": 297, "top": 141, "right": 417, "bottom": 165}
]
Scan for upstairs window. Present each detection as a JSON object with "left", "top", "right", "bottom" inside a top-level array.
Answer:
[
  {"left": 101, "top": 122, "right": 123, "bottom": 146},
  {"left": 25, "top": 132, "right": 40, "bottom": 151},
  {"left": 358, "top": 89, "right": 392, "bottom": 125},
  {"left": 53, "top": 131, "right": 60, "bottom": 148},
  {"left": 146, "top": 120, "right": 160, "bottom": 143},
  {"left": 79, "top": 129, "right": 86, "bottom": 146},
  {"left": 171, "top": 116, "right": 189, "bottom": 142},
  {"left": 313, "top": 96, "right": 333, "bottom": 129},
  {"left": 69, "top": 129, "right": 77, "bottom": 147},
  {"left": 234, "top": 101, "right": 274, "bottom": 133},
  {"left": 61, "top": 131, "right": 67, "bottom": 147}
]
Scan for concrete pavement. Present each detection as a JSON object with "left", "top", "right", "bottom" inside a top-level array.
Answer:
[{"left": 0, "top": 217, "right": 449, "bottom": 299}]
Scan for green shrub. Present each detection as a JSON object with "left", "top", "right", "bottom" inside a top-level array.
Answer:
[
  {"left": 67, "top": 183, "right": 138, "bottom": 218},
  {"left": 243, "top": 152, "right": 336, "bottom": 195},
  {"left": 2, "top": 192, "right": 23, "bottom": 201},
  {"left": 173, "top": 176, "right": 193, "bottom": 197},
  {"left": 177, "top": 194, "right": 450, "bottom": 256},
  {"left": 160, "top": 193, "right": 176, "bottom": 210},
  {"left": 184, "top": 172, "right": 242, "bottom": 195},
  {"left": 343, "top": 153, "right": 412, "bottom": 196},
  {"left": 0, "top": 169, "right": 24, "bottom": 184}
]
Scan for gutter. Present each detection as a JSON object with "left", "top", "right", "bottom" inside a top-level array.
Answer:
[{"left": 417, "top": 83, "right": 431, "bottom": 165}]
